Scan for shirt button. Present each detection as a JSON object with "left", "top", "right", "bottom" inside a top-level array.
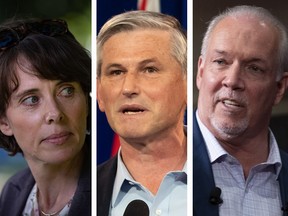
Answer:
[
  {"left": 128, "top": 181, "right": 134, "bottom": 185},
  {"left": 156, "top": 209, "right": 161, "bottom": 215}
]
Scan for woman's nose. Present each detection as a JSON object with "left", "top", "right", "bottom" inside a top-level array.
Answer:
[{"left": 44, "top": 99, "right": 64, "bottom": 124}]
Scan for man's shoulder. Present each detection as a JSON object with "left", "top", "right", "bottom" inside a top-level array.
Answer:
[
  {"left": 280, "top": 149, "right": 288, "bottom": 164},
  {"left": 97, "top": 155, "right": 118, "bottom": 194},
  {"left": 97, "top": 156, "right": 117, "bottom": 215},
  {"left": 97, "top": 155, "right": 118, "bottom": 175}
]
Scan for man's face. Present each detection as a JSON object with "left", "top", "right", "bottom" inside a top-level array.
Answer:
[
  {"left": 97, "top": 29, "right": 187, "bottom": 143},
  {"left": 197, "top": 16, "right": 287, "bottom": 141}
]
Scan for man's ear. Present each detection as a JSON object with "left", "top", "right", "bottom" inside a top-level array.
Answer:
[
  {"left": 274, "top": 72, "right": 288, "bottom": 105},
  {"left": 97, "top": 78, "right": 106, "bottom": 112},
  {"left": 0, "top": 117, "right": 13, "bottom": 136},
  {"left": 196, "top": 55, "right": 204, "bottom": 90}
]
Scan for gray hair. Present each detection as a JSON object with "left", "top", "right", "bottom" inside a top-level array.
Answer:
[
  {"left": 97, "top": 10, "right": 186, "bottom": 77},
  {"left": 201, "top": 5, "right": 288, "bottom": 80}
]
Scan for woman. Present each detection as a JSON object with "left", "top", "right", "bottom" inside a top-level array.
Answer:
[{"left": 0, "top": 18, "right": 91, "bottom": 216}]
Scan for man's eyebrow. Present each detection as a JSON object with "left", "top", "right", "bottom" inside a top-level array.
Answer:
[
  {"left": 245, "top": 58, "right": 266, "bottom": 63},
  {"left": 105, "top": 63, "right": 122, "bottom": 69},
  {"left": 104, "top": 58, "right": 159, "bottom": 70},
  {"left": 213, "top": 49, "right": 228, "bottom": 55},
  {"left": 138, "top": 58, "right": 159, "bottom": 67},
  {"left": 103, "top": 63, "right": 124, "bottom": 72},
  {"left": 213, "top": 49, "right": 266, "bottom": 61},
  {"left": 217, "top": 49, "right": 267, "bottom": 62}
]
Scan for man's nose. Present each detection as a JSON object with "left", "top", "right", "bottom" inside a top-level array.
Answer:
[
  {"left": 121, "top": 72, "right": 140, "bottom": 97},
  {"left": 222, "top": 64, "right": 245, "bottom": 90}
]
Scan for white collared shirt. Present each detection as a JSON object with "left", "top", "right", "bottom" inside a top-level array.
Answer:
[{"left": 110, "top": 149, "right": 187, "bottom": 216}]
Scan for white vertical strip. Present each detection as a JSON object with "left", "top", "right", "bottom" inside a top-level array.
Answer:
[
  {"left": 187, "top": 0, "right": 193, "bottom": 216},
  {"left": 92, "top": 0, "right": 97, "bottom": 215},
  {"left": 146, "top": 0, "right": 160, "bottom": 12}
]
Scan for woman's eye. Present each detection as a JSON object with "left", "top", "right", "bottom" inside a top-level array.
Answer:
[
  {"left": 60, "top": 86, "right": 75, "bottom": 97},
  {"left": 22, "top": 96, "right": 39, "bottom": 106}
]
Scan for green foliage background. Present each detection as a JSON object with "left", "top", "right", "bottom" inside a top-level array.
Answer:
[{"left": 0, "top": 0, "right": 91, "bottom": 50}]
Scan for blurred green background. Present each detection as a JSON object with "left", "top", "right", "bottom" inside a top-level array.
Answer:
[
  {"left": 0, "top": 0, "right": 91, "bottom": 50},
  {"left": 0, "top": 0, "right": 91, "bottom": 191}
]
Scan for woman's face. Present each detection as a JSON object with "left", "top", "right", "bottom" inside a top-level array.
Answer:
[{"left": 0, "top": 64, "right": 88, "bottom": 165}]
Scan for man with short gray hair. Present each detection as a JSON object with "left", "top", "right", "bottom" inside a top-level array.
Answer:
[{"left": 194, "top": 5, "right": 288, "bottom": 216}]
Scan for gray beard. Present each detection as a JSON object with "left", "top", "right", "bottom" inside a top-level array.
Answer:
[{"left": 210, "top": 114, "right": 249, "bottom": 139}]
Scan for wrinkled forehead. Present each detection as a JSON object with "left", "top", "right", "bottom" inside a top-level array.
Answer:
[
  {"left": 208, "top": 16, "right": 279, "bottom": 57},
  {"left": 98, "top": 28, "right": 173, "bottom": 68},
  {"left": 213, "top": 15, "right": 278, "bottom": 40},
  {"left": 100, "top": 27, "right": 172, "bottom": 49}
]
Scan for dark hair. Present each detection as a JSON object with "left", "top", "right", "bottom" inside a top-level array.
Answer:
[{"left": 0, "top": 18, "right": 91, "bottom": 155}]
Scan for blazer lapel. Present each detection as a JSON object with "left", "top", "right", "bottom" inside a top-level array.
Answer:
[
  {"left": 97, "top": 156, "right": 118, "bottom": 216},
  {"left": 9, "top": 169, "right": 35, "bottom": 215},
  {"left": 278, "top": 150, "right": 288, "bottom": 216},
  {"left": 193, "top": 113, "right": 219, "bottom": 216},
  {"left": 69, "top": 149, "right": 91, "bottom": 216}
]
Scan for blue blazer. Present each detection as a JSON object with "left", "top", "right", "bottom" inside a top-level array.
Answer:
[
  {"left": 97, "top": 155, "right": 117, "bottom": 216},
  {"left": 0, "top": 148, "right": 91, "bottom": 216},
  {"left": 193, "top": 113, "right": 288, "bottom": 216}
]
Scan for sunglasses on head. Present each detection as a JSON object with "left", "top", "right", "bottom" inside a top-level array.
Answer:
[{"left": 0, "top": 19, "right": 68, "bottom": 50}]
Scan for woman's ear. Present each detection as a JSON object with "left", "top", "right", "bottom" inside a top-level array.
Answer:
[{"left": 0, "top": 117, "right": 13, "bottom": 136}]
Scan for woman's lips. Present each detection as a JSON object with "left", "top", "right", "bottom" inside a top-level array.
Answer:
[{"left": 42, "top": 132, "right": 72, "bottom": 145}]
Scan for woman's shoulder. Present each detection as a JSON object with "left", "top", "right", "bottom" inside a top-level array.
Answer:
[
  {"left": 0, "top": 167, "right": 34, "bottom": 214},
  {"left": 2, "top": 167, "right": 34, "bottom": 191}
]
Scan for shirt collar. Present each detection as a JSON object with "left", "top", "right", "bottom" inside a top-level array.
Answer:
[
  {"left": 267, "top": 131, "right": 282, "bottom": 177},
  {"left": 111, "top": 147, "right": 187, "bottom": 207},
  {"left": 196, "top": 110, "right": 282, "bottom": 176},
  {"left": 111, "top": 149, "right": 134, "bottom": 208},
  {"left": 196, "top": 111, "right": 226, "bottom": 163}
]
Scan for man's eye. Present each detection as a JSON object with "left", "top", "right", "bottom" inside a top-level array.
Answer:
[
  {"left": 22, "top": 96, "right": 39, "bottom": 106},
  {"left": 213, "top": 59, "right": 226, "bottom": 65},
  {"left": 110, "top": 70, "right": 123, "bottom": 75},
  {"left": 248, "top": 65, "right": 264, "bottom": 73},
  {"left": 144, "top": 67, "right": 158, "bottom": 73}
]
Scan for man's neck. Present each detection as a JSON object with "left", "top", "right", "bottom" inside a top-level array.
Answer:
[
  {"left": 219, "top": 135, "right": 270, "bottom": 178},
  {"left": 120, "top": 131, "right": 187, "bottom": 194}
]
